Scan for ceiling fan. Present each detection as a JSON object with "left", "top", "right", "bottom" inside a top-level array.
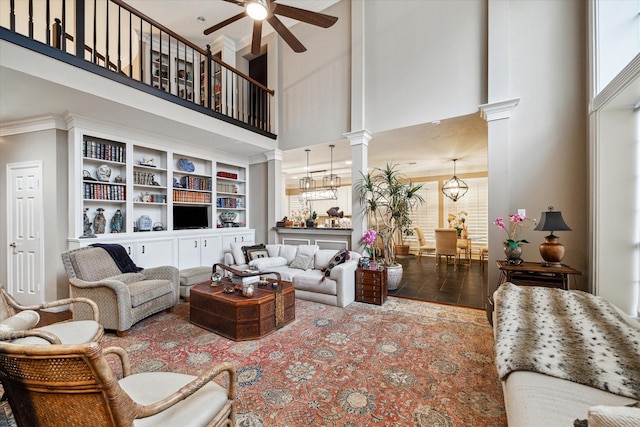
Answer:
[{"left": 203, "top": 0, "right": 338, "bottom": 55}]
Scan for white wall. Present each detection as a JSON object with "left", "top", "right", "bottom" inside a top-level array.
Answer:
[{"left": 364, "top": 0, "right": 487, "bottom": 133}]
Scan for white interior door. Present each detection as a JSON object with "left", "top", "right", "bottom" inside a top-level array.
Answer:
[{"left": 7, "top": 162, "right": 44, "bottom": 305}]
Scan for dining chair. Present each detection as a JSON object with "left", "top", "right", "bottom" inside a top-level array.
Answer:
[
  {"left": 414, "top": 227, "right": 435, "bottom": 260},
  {"left": 434, "top": 228, "right": 461, "bottom": 270},
  {"left": 0, "top": 341, "right": 236, "bottom": 427}
]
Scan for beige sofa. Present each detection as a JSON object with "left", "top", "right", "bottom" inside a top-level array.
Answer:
[
  {"left": 224, "top": 243, "right": 361, "bottom": 307},
  {"left": 493, "top": 283, "right": 640, "bottom": 426}
]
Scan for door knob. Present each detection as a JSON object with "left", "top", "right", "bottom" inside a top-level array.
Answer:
[{"left": 9, "top": 242, "right": 16, "bottom": 248}]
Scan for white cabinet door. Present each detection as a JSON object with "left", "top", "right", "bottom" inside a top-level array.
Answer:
[
  {"left": 200, "top": 234, "right": 222, "bottom": 266},
  {"left": 221, "top": 231, "right": 255, "bottom": 252},
  {"left": 135, "top": 239, "right": 175, "bottom": 269},
  {"left": 178, "top": 237, "right": 201, "bottom": 270}
]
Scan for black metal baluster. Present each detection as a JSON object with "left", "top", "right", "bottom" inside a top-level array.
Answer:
[
  {"left": 117, "top": 5, "right": 122, "bottom": 72},
  {"left": 92, "top": 0, "right": 97, "bottom": 63},
  {"left": 9, "top": 0, "right": 15, "bottom": 31},
  {"left": 105, "top": 0, "right": 110, "bottom": 69},
  {"left": 28, "top": 0, "right": 33, "bottom": 38},
  {"left": 139, "top": 18, "right": 143, "bottom": 82},
  {"left": 46, "top": 0, "right": 50, "bottom": 45},
  {"left": 128, "top": 11, "right": 132, "bottom": 78},
  {"left": 61, "top": 0, "right": 66, "bottom": 51},
  {"left": 206, "top": 45, "right": 212, "bottom": 109},
  {"left": 75, "top": 0, "right": 84, "bottom": 59}
]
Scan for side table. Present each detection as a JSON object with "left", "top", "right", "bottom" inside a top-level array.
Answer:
[
  {"left": 496, "top": 260, "right": 582, "bottom": 290},
  {"left": 355, "top": 268, "right": 387, "bottom": 305}
]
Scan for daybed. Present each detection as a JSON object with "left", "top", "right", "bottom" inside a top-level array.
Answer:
[
  {"left": 224, "top": 243, "right": 361, "bottom": 307},
  {"left": 493, "top": 283, "right": 640, "bottom": 426}
]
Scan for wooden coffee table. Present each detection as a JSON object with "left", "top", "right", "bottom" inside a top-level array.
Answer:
[{"left": 189, "top": 279, "right": 295, "bottom": 341}]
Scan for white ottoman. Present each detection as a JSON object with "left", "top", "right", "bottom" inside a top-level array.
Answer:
[{"left": 179, "top": 267, "right": 212, "bottom": 300}]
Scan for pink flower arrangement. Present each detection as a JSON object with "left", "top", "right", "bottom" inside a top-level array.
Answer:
[
  {"left": 494, "top": 214, "right": 535, "bottom": 248},
  {"left": 362, "top": 229, "right": 377, "bottom": 259}
]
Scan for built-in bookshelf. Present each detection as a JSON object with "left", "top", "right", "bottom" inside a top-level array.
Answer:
[{"left": 216, "top": 163, "right": 246, "bottom": 227}]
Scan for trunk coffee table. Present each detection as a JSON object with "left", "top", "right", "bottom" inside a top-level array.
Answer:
[{"left": 189, "top": 266, "right": 295, "bottom": 341}]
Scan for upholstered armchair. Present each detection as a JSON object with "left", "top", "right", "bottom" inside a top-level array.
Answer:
[
  {"left": 0, "top": 285, "right": 103, "bottom": 345},
  {"left": 0, "top": 341, "right": 236, "bottom": 427},
  {"left": 61, "top": 245, "right": 179, "bottom": 336}
]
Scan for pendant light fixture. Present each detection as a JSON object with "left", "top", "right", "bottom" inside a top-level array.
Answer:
[
  {"left": 323, "top": 144, "right": 341, "bottom": 190},
  {"left": 441, "top": 158, "right": 469, "bottom": 202},
  {"left": 299, "top": 149, "right": 316, "bottom": 191}
]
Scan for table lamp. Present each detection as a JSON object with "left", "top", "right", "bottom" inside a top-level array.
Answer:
[{"left": 534, "top": 206, "right": 572, "bottom": 267}]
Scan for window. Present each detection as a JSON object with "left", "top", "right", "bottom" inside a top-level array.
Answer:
[{"left": 443, "top": 177, "right": 488, "bottom": 246}]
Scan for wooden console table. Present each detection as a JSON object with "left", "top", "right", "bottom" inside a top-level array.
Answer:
[{"left": 496, "top": 260, "right": 582, "bottom": 290}]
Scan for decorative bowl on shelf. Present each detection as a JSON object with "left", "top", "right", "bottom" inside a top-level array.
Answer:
[
  {"left": 219, "top": 212, "right": 237, "bottom": 223},
  {"left": 178, "top": 158, "right": 195, "bottom": 172}
]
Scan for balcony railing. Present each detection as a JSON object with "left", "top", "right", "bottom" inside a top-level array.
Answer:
[{"left": 1, "top": 0, "right": 275, "bottom": 137}]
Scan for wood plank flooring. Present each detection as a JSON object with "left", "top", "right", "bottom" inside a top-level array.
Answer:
[{"left": 390, "top": 254, "right": 488, "bottom": 309}]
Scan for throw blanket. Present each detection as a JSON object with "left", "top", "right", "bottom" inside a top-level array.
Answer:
[
  {"left": 90, "top": 243, "right": 142, "bottom": 273},
  {"left": 494, "top": 283, "right": 640, "bottom": 399}
]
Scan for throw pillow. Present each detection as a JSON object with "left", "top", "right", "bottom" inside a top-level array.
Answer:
[
  {"left": 246, "top": 248, "right": 270, "bottom": 261},
  {"left": 0, "top": 310, "right": 40, "bottom": 333},
  {"left": 249, "top": 256, "right": 288, "bottom": 272},
  {"left": 322, "top": 249, "right": 350, "bottom": 279},
  {"left": 289, "top": 255, "right": 312, "bottom": 270},
  {"left": 242, "top": 244, "right": 265, "bottom": 263}
]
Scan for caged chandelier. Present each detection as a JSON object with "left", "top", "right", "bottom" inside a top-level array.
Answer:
[
  {"left": 323, "top": 144, "right": 341, "bottom": 190},
  {"left": 299, "top": 149, "right": 316, "bottom": 191},
  {"left": 441, "top": 158, "right": 469, "bottom": 202}
]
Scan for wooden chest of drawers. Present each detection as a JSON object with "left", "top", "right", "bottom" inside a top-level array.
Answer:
[{"left": 355, "top": 268, "right": 387, "bottom": 305}]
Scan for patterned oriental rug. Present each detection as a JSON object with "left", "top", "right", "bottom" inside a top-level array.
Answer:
[{"left": 1, "top": 297, "right": 507, "bottom": 426}]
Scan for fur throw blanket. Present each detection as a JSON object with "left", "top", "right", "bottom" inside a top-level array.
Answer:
[{"left": 494, "top": 283, "right": 640, "bottom": 399}]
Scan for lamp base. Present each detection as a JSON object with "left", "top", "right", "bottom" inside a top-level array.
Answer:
[{"left": 539, "top": 233, "right": 565, "bottom": 267}]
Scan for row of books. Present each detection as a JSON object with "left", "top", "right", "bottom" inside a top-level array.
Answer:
[
  {"left": 83, "top": 139, "right": 125, "bottom": 163},
  {"left": 216, "top": 182, "right": 238, "bottom": 193},
  {"left": 216, "top": 197, "right": 244, "bottom": 208},
  {"left": 173, "top": 190, "right": 211, "bottom": 203},
  {"left": 180, "top": 176, "right": 212, "bottom": 191},
  {"left": 134, "top": 171, "right": 157, "bottom": 186},
  {"left": 84, "top": 183, "right": 126, "bottom": 201}
]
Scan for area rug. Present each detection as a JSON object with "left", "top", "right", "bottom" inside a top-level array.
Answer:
[{"left": 1, "top": 297, "right": 506, "bottom": 426}]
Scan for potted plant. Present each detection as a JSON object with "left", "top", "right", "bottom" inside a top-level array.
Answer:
[
  {"left": 356, "top": 163, "right": 424, "bottom": 289},
  {"left": 306, "top": 211, "right": 317, "bottom": 228}
]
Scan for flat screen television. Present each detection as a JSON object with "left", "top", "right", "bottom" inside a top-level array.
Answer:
[{"left": 173, "top": 205, "right": 209, "bottom": 230}]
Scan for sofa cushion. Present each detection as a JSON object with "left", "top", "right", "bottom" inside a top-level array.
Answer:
[
  {"left": 314, "top": 249, "right": 339, "bottom": 270},
  {"left": 0, "top": 310, "right": 40, "bottom": 333},
  {"left": 229, "top": 242, "right": 247, "bottom": 266},
  {"left": 242, "top": 244, "right": 265, "bottom": 263},
  {"left": 246, "top": 248, "right": 270, "bottom": 261},
  {"left": 279, "top": 245, "right": 299, "bottom": 264},
  {"left": 293, "top": 270, "right": 337, "bottom": 296},
  {"left": 266, "top": 266, "right": 299, "bottom": 282},
  {"left": 128, "top": 279, "right": 174, "bottom": 307},
  {"left": 289, "top": 255, "right": 312, "bottom": 270},
  {"left": 265, "top": 244, "right": 282, "bottom": 258},
  {"left": 106, "top": 272, "right": 146, "bottom": 285},
  {"left": 249, "top": 257, "right": 288, "bottom": 271},
  {"left": 72, "top": 247, "right": 122, "bottom": 281},
  {"left": 295, "top": 245, "right": 319, "bottom": 268}
]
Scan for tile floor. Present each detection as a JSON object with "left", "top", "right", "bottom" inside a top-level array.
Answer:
[{"left": 390, "top": 254, "right": 488, "bottom": 310}]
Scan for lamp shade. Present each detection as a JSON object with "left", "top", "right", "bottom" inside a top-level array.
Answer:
[
  {"left": 534, "top": 210, "right": 571, "bottom": 232},
  {"left": 534, "top": 207, "right": 571, "bottom": 267}
]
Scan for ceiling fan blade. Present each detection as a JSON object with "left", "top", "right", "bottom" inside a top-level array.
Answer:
[
  {"left": 267, "top": 15, "right": 306, "bottom": 52},
  {"left": 273, "top": 3, "right": 338, "bottom": 28},
  {"left": 222, "top": 0, "right": 245, "bottom": 5},
  {"left": 203, "top": 11, "right": 247, "bottom": 35},
  {"left": 251, "top": 19, "right": 263, "bottom": 55}
]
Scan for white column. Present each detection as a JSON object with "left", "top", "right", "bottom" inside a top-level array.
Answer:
[
  {"left": 345, "top": 130, "right": 372, "bottom": 253},
  {"left": 265, "top": 149, "right": 283, "bottom": 244}
]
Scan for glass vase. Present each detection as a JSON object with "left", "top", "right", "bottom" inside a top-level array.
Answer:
[{"left": 504, "top": 243, "right": 523, "bottom": 265}]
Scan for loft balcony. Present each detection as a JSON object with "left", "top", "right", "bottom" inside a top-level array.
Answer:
[{"left": 0, "top": 0, "right": 276, "bottom": 139}]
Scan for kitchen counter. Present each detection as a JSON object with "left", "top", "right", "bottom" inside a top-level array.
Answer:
[{"left": 273, "top": 227, "right": 353, "bottom": 250}]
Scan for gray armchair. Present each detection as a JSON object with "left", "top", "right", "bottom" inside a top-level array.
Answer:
[{"left": 61, "top": 245, "right": 179, "bottom": 336}]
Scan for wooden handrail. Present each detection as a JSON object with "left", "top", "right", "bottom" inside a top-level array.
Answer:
[{"left": 109, "top": 0, "right": 273, "bottom": 95}]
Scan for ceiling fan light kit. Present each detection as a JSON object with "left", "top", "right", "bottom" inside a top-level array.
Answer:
[
  {"left": 205, "top": 0, "right": 338, "bottom": 55},
  {"left": 442, "top": 159, "right": 469, "bottom": 202},
  {"left": 246, "top": 0, "right": 268, "bottom": 20}
]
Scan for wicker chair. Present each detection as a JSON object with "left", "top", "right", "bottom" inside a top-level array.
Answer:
[
  {"left": 434, "top": 228, "right": 461, "bottom": 270},
  {"left": 0, "top": 341, "right": 236, "bottom": 427},
  {"left": 0, "top": 285, "right": 103, "bottom": 345},
  {"left": 61, "top": 245, "right": 179, "bottom": 337},
  {"left": 414, "top": 227, "right": 435, "bottom": 260}
]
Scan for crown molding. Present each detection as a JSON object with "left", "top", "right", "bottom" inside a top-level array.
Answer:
[
  {"left": 0, "top": 115, "right": 67, "bottom": 136},
  {"left": 479, "top": 98, "right": 520, "bottom": 122}
]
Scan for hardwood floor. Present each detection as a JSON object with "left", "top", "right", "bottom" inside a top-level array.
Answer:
[{"left": 390, "top": 254, "right": 488, "bottom": 310}]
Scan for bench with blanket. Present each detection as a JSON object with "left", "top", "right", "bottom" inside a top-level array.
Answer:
[{"left": 493, "top": 283, "right": 640, "bottom": 426}]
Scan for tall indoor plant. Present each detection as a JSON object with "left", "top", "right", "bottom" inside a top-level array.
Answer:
[{"left": 356, "top": 164, "right": 424, "bottom": 289}]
